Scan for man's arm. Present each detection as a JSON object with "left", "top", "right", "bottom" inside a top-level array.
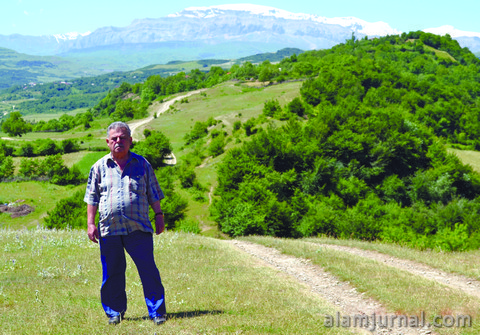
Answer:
[
  {"left": 151, "top": 200, "right": 165, "bottom": 235},
  {"left": 87, "top": 204, "right": 99, "bottom": 243}
]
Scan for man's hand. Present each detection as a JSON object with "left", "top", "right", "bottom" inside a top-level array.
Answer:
[
  {"left": 87, "top": 204, "right": 99, "bottom": 243},
  {"left": 88, "top": 223, "right": 99, "bottom": 243},
  {"left": 155, "top": 215, "right": 165, "bottom": 235}
]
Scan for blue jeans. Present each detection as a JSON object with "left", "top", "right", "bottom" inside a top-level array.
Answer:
[{"left": 99, "top": 230, "right": 166, "bottom": 319}]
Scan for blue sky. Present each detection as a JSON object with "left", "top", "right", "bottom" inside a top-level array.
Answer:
[{"left": 3, "top": 0, "right": 480, "bottom": 36}]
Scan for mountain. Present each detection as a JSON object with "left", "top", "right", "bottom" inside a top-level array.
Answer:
[
  {"left": 0, "top": 4, "right": 479, "bottom": 73},
  {"left": 0, "top": 4, "right": 400, "bottom": 71}
]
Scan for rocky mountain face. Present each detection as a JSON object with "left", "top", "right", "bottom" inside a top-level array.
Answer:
[
  {"left": 0, "top": 5, "right": 396, "bottom": 58},
  {"left": 0, "top": 5, "right": 478, "bottom": 69}
]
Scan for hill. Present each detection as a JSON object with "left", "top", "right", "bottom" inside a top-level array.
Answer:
[{"left": 2, "top": 31, "right": 480, "bottom": 252}]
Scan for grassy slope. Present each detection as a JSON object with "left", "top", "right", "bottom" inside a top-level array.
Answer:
[
  {"left": 2, "top": 80, "right": 480, "bottom": 334},
  {"left": 0, "top": 80, "right": 302, "bottom": 232},
  {"left": 0, "top": 230, "right": 346, "bottom": 335}
]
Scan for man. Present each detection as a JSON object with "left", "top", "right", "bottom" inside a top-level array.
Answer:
[{"left": 84, "top": 121, "right": 166, "bottom": 325}]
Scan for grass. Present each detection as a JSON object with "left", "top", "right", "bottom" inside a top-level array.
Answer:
[
  {"left": 242, "top": 236, "right": 480, "bottom": 335},
  {"left": 0, "top": 229, "right": 348, "bottom": 335},
  {"left": 0, "top": 182, "right": 85, "bottom": 229},
  {"left": 448, "top": 148, "right": 480, "bottom": 174},
  {"left": 144, "top": 81, "right": 302, "bottom": 152}
]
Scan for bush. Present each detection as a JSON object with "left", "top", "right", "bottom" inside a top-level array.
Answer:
[
  {"left": 208, "top": 134, "right": 225, "bottom": 157},
  {"left": 262, "top": 99, "right": 282, "bottom": 117},
  {"left": 44, "top": 190, "right": 86, "bottom": 229},
  {"left": 133, "top": 130, "right": 172, "bottom": 169}
]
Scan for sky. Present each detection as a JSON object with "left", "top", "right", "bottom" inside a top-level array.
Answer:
[{"left": 3, "top": 0, "right": 480, "bottom": 36}]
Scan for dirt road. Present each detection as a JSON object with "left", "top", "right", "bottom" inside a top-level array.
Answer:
[{"left": 128, "top": 89, "right": 207, "bottom": 142}]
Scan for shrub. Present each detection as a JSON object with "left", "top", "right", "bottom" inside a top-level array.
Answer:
[{"left": 44, "top": 190, "right": 86, "bottom": 229}]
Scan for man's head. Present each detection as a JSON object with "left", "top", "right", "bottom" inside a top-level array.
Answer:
[{"left": 106, "top": 122, "right": 132, "bottom": 159}]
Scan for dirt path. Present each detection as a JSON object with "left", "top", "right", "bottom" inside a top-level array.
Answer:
[
  {"left": 228, "top": 240, "right": 439, "bottom": 335},
  {"left": 128, "top": 89, "right": 207, "bottom": 141}
]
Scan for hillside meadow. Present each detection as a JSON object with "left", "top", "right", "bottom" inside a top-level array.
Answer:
[
  {"left": 0, "top": 229, "right": 346, "bottom": 335},
  {"left": 2, "top": 35, "right": 480, "bottom": 333}
]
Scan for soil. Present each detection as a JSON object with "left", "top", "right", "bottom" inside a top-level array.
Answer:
[
  {"left": 227, "top": 240, "right": 480, "bottom": 335},
  {"left": 0, "top": 203, "right": 34, "bottom": 218}
]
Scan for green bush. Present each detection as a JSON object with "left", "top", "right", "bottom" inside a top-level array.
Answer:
[{"left": 44, "top": 190, "right": 86, "bottom": 229}]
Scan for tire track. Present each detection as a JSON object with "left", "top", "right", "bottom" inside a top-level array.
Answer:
[
  {"left": 228, "top": 240, "right": 435, "bottom": 335},
  {"left": 314, "top": 243, "right": 480, "bottom": 300}
]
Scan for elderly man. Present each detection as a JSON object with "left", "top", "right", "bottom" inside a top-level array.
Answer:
[{"left": 84, "top": 121, "right": 166, "bottom": 325}]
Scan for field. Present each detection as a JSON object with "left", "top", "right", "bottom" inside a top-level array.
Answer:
[
  {"left": 1, "top": 230, "right": 479, "bottom": 334},
  {"left": 2, "top": 80, "right": 480, "bottom": 334}
]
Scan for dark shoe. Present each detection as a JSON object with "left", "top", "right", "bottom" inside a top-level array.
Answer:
[
  {"left": 152, "top": 315, "right": 166, "bottom": 325},
  {"left": 108, "top": 315, "right": 122, "bottom": 325}
]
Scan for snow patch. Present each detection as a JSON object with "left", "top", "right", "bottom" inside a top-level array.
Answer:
[
  {"left": 169, "top": 4, "right": 400, "bottom": 36},
  {"left": 53, "top": 31, "right": 91, "bottom": 43},
  {"left": 424, "top": 25, "right": 480, "bottom": 39}
]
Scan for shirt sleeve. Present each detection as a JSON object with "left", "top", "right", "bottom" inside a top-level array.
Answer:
[
  {"left": 84, "top": 164, "right": 100, "bottom": 206},
  {"left": 145, "top": 161, "right": 164, "bottom": 205}
]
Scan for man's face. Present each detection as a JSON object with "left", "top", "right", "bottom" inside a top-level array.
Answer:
[{"left": 106, "top": 127, "right": 132, "bottom": 158}]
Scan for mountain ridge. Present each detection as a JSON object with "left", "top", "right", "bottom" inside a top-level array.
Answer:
[{"left": 0, "top": 4, "right": 479, "bottom": 72}]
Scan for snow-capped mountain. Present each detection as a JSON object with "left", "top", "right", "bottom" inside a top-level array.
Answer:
[
  {"left": 0, "top": 4, "right": 478, "bottom": 71},
  {"left": 169, "top": 4, "right": 401, "bottom": 37},
  {"left": 424, "top": 25, "right": 480, "bottom": 39},
  {"left": 52, "top": 31, "right": 91, "bottom": 43}
]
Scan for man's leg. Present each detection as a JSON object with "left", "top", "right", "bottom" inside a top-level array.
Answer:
[
  {"left": 124, "top": 231, "right": 166, "bottom": 319},
  {"left": 99, "top": 235, "right": 127, "bottom": 318}
]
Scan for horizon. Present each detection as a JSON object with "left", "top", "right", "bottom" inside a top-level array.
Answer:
[{"left": 3, "top": 0, "right": 480, "bottom": 37}]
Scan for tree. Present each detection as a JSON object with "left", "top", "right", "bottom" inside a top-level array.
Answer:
[
  {"left": 287, "top": 97, "right": 306, "bottom": 117},
  {"left": 133, "top": 130, "right": 172, "bottom": 169},
  {"left": 0, "top": 155, "right": 14, "bottom": 179},
  {"left": 1, "top": 112, "right": 31, "bottom": 137},
  {"left": 263, "top": 99, "right": 282, "bottom": 117}
]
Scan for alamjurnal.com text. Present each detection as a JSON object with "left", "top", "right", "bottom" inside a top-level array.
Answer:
[{"left": 324, "top": 312, "right": 472, "bottom": 331}]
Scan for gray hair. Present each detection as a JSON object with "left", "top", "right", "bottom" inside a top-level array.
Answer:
[{"left": 107, "top": 121, "right": 131, "bottom": 138}]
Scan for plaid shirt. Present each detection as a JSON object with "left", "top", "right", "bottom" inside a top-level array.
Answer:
[{"left": 84, "top": 151, "right": 164, "bottom": 237}]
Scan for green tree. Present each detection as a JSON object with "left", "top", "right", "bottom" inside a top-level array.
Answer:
[
  {"left": 287, "top": 97, "right": 305, "bottom": 117},
  {"left": 133, "top": 131, "right": 172, "bottom": 169},
  {"left": 0, "top": 155, "right": 14, "bottom": 179},
  {"left": 1, "top": 112, "right": 31, "bottom": 137},
  {"left": 44, "top": 191, "right": 86, "bottom": 229},
  {"left": 263, "top": 99, "right": 282, "bottom": 117}
]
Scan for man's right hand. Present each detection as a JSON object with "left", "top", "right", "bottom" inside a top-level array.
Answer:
[{"left": 88, "top": 223, "right": 99, "bottom": 243}]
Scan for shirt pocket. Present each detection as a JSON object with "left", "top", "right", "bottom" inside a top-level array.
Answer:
[{"left": 129, "top": 172, "right": 146, "bottom": 195}]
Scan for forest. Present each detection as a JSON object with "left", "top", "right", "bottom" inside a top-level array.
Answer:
[{"left": 3, "top": 31, "right": 480, "bottom": 251}]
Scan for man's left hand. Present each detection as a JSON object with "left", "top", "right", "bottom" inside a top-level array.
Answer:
[{"left": 155, "top": 215, "right": 165, "bottom": 235}]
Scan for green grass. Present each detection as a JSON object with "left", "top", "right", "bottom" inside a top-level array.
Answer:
[
  {"left": 0, "top": 182, "right": 86, "bottom": 229},
  {"left": 0, "top": 230, "right": 348, "bottom": 335}
]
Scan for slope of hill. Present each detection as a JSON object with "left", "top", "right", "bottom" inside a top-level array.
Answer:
[
  {"left": 0, "top": 48, "right": 111, "bottom": 89},
  {"left": 0, "top": 48, "right": 301, "bottom": 117},
  {"left": 2, "top": 31, "right": 480, "bottom": 253}
]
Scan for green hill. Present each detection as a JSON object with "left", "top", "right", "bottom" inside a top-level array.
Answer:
[{"left": 2, "top": 31, "right": 480, "bottom": 251}]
